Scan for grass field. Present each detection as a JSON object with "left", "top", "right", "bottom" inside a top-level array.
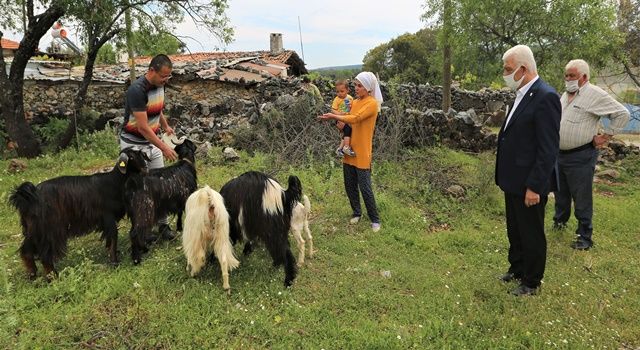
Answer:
[{"left": 1, "top": 131, "right": 639, "bottom": 349}]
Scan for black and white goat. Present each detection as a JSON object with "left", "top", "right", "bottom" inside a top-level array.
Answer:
[
  {"left": 125, "top": 139, "right": 198, "bottom": 264},
  {"left": 291, "top": 194, "right": 313, "bottom": 266},
  {"left": 220, "top": 171, "right": 302, "bottom": 287},
  {"left": 182, "top": 185, "right": 239, "bottom": 292},
  {"left": 9, "top": 148, "right": 149, "bottom": 280}
]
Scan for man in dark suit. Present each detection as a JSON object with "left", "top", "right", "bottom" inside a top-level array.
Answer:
[{"left": 495, "top": 45, "right": 561, "bottom": 296}]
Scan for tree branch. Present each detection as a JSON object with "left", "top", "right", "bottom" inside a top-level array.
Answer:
[
  {"left": 622, "top": 60, "right": 640, "bottom": 89},
  {"left": 26, "top": 0, "right": 34, "bottom": 21}
]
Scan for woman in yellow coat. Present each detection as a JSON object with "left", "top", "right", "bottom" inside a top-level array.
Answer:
[{"left": 318, "top": 72, "right": 383, "bottom": 232}]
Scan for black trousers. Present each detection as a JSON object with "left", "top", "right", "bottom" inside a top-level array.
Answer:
[
  {"left": 343, "top": 164, "right": 379, "bottom": 223},
  {"left": 504, "top": 192, "right": 548, "bottom": 288}
]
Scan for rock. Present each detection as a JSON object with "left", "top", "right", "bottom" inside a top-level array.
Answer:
[
  {"left": 275, "top": 94, "right": 295, "bottom": 108},
  {"left": 200, "top": 102, "right": 210, "bottom": 116},
  {"left": 446, "top": 184, "right": 465, "bottom": 198},
  {"left": 455, "top": 111, "right": 476, "bottom": 126},
  {"left": 222, "top": 147, "right": 240, "bottom": 161},
  {"left": 8, "top": 159, "right": 27, "bottom": 173},
  {"left": 485, "top": 100, "right": 505, "bottom": 113},
  {"left": 595, "top": 169, "right": 620, "bottom": 180},
  {"left": 196, "top": 141, "right": 212, "bottom": 158}
]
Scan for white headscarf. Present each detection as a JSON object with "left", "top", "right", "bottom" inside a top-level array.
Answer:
[{"left": 355, "top": 71, "right": 383, "bottom": 111}]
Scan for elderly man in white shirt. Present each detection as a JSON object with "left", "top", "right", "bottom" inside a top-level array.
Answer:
[{"left": 553, "top": 59, "right": 630, "bottom": 250}]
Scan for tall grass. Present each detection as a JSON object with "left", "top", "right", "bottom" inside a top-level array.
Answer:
[{"left": 0, "top": 131, "right": 638, "bottom": 349}]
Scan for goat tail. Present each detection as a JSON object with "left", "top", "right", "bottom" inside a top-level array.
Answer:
[
  {"left": 9, "top": 182, "right": 39, "bottom": 221},
  {"left": 285, "top": 175, "right": 302, "bottom": 213},
  {"left": 183, "top": 187, "right": 212, "bottom": 276},
  {"left": 208, "top": 188, "right": 240, "bottom": 272}
]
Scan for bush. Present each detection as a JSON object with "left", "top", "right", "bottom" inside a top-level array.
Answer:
[
  {"left": 231, "top": 91, "right": 484, "bottom": 167},
  {"left": 33, "top": 118, "right": 70, "bottom": 146}
]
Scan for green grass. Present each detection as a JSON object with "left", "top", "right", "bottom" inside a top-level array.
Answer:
[{"left": 1, "top": 131, "right": 639, "bottom": 349}]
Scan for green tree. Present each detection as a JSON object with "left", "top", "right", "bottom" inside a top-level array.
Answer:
[
  {"left": 113, "top": 20, "right": 186, "bottom": 57},
  {"left": 1, "top": 0, "right": 67, "bottom": 157},
  {"left": 423, "top": 0, "right": 621, "bottom": 89},
  {"left": 617, "top": 0, "right": 640, "bottom": 88},
  {"left": 362, "top": 28, "right": 440, "bottom": 84},
  {"left": 96, "top": 43, "right": 118, "bottom": 64}
]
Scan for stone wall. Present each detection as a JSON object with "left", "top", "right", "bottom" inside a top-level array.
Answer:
[
  {"left": 23, "top": 81, "right": 125, "bottom": 120},
  {"left": 21, "top": 78, "right": 511, "bottom": 152}
]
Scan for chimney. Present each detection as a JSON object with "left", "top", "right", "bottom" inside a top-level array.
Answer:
[{"left": 270, "top": 33, "right": 283, "bottom": 54}]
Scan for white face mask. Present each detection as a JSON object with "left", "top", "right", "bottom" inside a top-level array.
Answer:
[
  {"left": 503, "top": 66, "right": 524, "bottom": 90},
  {"left": 565, "top": 79, "right": 579, "bottom": 93}
]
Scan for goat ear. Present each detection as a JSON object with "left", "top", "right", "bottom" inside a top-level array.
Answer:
[{"left": 117, "top": 153, "right": 129, "bottom": 174}]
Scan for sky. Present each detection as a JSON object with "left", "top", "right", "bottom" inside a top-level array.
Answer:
[
  {"left": 185, "top": 0, "right": 428, "bottom": 69},
  {"left": 2, "top": 0, "right": 427, "bottom": 69}
]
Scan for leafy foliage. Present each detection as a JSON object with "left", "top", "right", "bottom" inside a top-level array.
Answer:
[
  {"left": 33, "top": 117, "right": 70, "bottom": 149},
  {"left": 363, "top": 28, "right": 440, "bottom": 84},
  {"left": 313, "top": 67, "right": 361, "bottom": 80},
  {"left": 422, "top": 0, "right": 622, "bottom": 89},
  {"left": 96, "top": 43, "right": 117, "bottom": 64}
]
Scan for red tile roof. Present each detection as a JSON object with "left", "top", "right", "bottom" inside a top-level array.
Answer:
[{"left": 1, "top": 38, "right": 20, "bottom": 50}]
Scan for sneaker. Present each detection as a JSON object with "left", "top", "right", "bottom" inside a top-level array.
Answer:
[
  {"left": 372, "top": 223, "right": 381, "bottom": 232},
  {"left": 336, "top": 147, "right": 344, "bottom": 157},
  {"left": 349, "top": 216, "right": 361, "bottom": 224},
  {"left": 342, "top": 146, "right": 356, "bottom": 157}
]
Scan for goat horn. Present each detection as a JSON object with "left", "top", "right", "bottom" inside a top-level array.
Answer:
[{"left": 171, "top": 136, "right": 186, "bottom": 145}]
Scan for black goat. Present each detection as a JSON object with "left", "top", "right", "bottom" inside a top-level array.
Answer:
[
  {"left": 125, "top": 139, "right": 198, "bottom": 264},
  {"left": 9, "top": 148, "right": 149, "bottom": 280},
  {"left": 219, "top": 171, "right": 302, "bottom": 287}
]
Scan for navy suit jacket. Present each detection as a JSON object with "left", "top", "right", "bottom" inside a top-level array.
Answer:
[{"left": 495, "top": 78, "right": 561, "bottom": 196}]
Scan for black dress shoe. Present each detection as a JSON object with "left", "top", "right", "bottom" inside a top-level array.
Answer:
[
  {"left": 570, "top": 239, "right": 592, "bottom": 250},
  {"left": 510, "top": 284, "right": 539, "bottom": 296},
  {"left": 499, "top": 272, "right": 521, "bottom": 282}
]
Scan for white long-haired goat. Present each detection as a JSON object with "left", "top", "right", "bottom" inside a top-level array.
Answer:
[
  {"left": 182, "top": 185, "right": 239, "bottom": 292},
  {"left": 291, "top": 194, "right": 314, "bottom": 266}
]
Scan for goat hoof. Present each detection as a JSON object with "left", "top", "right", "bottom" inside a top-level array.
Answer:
[
  {"left": 44, "top": 271, "right": 58, "bottom": 282},
  {"left": 284, "top": 279, "right": 294, "bottom": 287},
  {"left": 27, "top": 273, "right": 37, "bottom": 281}
]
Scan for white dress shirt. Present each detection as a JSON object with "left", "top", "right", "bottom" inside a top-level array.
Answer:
[{"left": 504, "top": 75, "right": 540, "bottom": 130}]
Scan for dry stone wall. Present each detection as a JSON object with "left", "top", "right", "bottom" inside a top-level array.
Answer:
[{"left": 18, "top": 78, "right": 515, "bottom": 153}]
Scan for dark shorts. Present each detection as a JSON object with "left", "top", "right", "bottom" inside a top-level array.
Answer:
[{"left": 337, "top": 122, "right": 352, "bottom": 138}]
